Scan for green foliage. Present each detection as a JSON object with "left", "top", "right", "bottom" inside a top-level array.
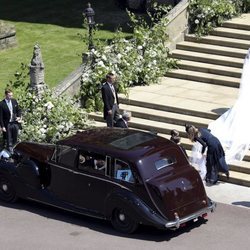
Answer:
[
  {"left": 80, "top": 5, "right": 177, "bottom": 111},
  {"left": 7, "top": 64, "right": 91, "bottom": 143},
  {"left": 188, "top": 0, "right": 250, "bottom": 37}
]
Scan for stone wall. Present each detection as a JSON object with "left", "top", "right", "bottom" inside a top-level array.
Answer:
[
  {"left": 0, "top": 21, "right": 17, "bottom": 50},
  {"left": 53, "top": 64, "right": 87, "bottom": 97}
]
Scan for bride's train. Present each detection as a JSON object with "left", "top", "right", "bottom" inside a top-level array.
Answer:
[{"left": 209, "top": 48, "right": 250, "bottom": 164}]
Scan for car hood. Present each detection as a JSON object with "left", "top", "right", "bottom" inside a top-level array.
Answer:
[
  {"left": 145, "top": 167, "right": 208, "bottom": 220},
  {"left": 15, "top": 142, "right": 55, "bottom": 163}
]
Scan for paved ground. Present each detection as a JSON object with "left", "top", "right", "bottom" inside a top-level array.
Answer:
[
  {"left": 0, "top": 197, "right": 249, "bottom": 250},
  {"left": 205, "top": 181, "right": 250, "bottom": 209}
]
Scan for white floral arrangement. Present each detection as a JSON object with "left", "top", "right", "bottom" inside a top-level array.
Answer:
[
  {"left": 79, "top": 6, "right": 177, "bottom": 111},
  {"left": 8, "top": 64, "right": 91, "bottom": 143},
  {"left": 188, "top": 0, "right": 249, "bottom": 37}
]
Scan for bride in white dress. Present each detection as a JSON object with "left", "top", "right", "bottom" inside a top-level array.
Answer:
[{"left": 208, "top": 48, "right": 250, "bottom": 164}]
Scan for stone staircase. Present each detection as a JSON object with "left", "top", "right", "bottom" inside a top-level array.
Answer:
[{"left": 89, "top": 15, "right": 250, "bottom": 187}]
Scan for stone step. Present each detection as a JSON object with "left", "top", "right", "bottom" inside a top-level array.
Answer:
[
  {"left": 211, "top": 27, "right": 250, "bottom": 40},
  {"left": 171, "top": 49, "right": 244, "bottom": 68},
  {"left": 119, "top": 95, "right": 219, "bottom": 120},
  {"left": 222, "top": 22, "right": 250, "bottom": 31},
  {"left": 218, "top": 171, "right": 250, "bottom": 187},
  {"left": 229, "top": 160, "right": 250, "bottom": 175},
  {"left": 119, "top": 77, "right": 239, "bottom": 120},
  {"left": 89, "top": 112, "right": 185, "bottom": 135},
  {"left": 185, "top": 34, "right": 250, "bottom": 49},
  {"left": 177, "top": 60, "right": 242, "bottom": 78},
  {"left": 118, "top": 103, "right": 212, "bottom": 128},
  {"left": 166, "top": 69, "right": 240, "bottom": 88},
  {"left": 222, "top": 16, "right": 250, "bottom": 30},
  {"left": 176, "top": 41, "right": 247, "bottom": 58}
]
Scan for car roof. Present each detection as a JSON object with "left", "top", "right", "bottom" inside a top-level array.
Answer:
[{"left": 58, "top": 127, "right": 174, "bottom": 161}]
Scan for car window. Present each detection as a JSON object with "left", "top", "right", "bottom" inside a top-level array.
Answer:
[
  {"left": 155, "top": 157, "right": 177, "bottom": 170},
  {"left": 56, "top": 145, "right": 77, "bottom": 168},
  {"left": 137, "top": 147, "right": 185, "bottom": 180},
  {"left": 78, "top": 151, "right": 107, "bottom": 175},
  {"left": 113, "top": 159, "right": 135, "bottom": 183},
  {"left": 110, "top": 132, "right": 156, "bottom": 150}
]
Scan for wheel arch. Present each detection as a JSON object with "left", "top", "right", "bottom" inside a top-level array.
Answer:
[
  {"left": 104, "top": 189, "right": 167, "bottom": 229},
  {"left": 16, "top": 159, "right": 41, "bottom": 189}
]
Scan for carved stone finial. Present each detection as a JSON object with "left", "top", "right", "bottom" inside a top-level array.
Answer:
[{"left": 29, "top": 43, "right": 46, "bottom": 97}]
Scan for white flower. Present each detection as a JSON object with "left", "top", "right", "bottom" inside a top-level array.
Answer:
[
  {"left": 195, "top": 19, "right": 199, "bottom": 24},
  {"left": 44, "top": 101, "right": 54, "bottom": 110},
  {"left": 137, "top": 45, "right": 143, "bottom": 50},
  {"left": 150, "top": 51, "right": 157, "bottom": 57},
  {"left": 101, "top": 55, "right": 107, "bottom": 61},
  {"left": 39, "top": 128, "right": 46, "bottom": 134},
  {"left": 117, "top": 53, "right": 122, "bottom": 60},
  {"left": 97, "top": 60, "right": 105, "bottom": 67}
]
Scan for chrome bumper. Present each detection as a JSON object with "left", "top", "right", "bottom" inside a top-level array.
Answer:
[{"left": 164, "top": 200, "right": 216, "bottom": 229}]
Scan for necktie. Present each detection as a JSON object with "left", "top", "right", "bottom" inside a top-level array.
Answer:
[
  {"left": 110, "top": 84, "right": 117, "bottom": 104},
  {"left": 6, "top": 100, "right": 13, "bottom": 122}
]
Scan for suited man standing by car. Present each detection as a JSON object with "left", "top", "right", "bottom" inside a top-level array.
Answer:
[
  {"left": 101, "top": 72, "right": 120, "bottom": 127},
  {"left": 0, "top": 88, "right": 21, "bottom": 153}
]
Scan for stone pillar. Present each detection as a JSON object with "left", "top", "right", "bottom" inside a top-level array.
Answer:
[{"left": 29, "top": 44, "right": 46, "bottom": 97}]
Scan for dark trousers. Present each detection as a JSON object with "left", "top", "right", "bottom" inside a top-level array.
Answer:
[
  {"left": 106, "top": 104, "right": 120, "bottom": 127},
  {"left": 2, "top": 122, "right": 20, "bottom": 152}
]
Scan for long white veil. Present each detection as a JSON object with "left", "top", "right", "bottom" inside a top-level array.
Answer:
[{"left": 208, "top": 48, "right": 250, "bottom": 163}]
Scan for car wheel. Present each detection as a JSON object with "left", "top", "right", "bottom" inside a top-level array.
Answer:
[
  {"left": 111, "top": 208, "right": 138, "bottom": 234},
  {"left": 0, "top": 174, "right": 17, "bottom": 203}
]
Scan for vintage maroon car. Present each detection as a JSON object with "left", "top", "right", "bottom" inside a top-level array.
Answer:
[{"left": 0, "top": 128, "right": 215, "bottom": 233}]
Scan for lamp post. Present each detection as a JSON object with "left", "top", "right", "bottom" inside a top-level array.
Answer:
[{"left": 84, "top": 2, "right": 95, "bottom": 50}]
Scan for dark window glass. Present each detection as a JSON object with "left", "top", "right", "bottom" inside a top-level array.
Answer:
[
  {"left": 78, "top": 151, "right": 107, "bottom": 175},
  {"left": 110, "top": 132, "right": 156, "bottom": 150},
  {"left": 155, "top": 157, "right": 177, "bottom": 170},
  {"left": 56, "top": 145, "right": 77, "bottom": 168}
]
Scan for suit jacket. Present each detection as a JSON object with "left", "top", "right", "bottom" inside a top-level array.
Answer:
[
  {"left": 101, "top": 82, "right": 119, "bottom": 119},
  {"left": 0, "top": 98, "right": 21, "bottom": 129},
  {"left": 114, "top": 118, "right": 128, "bottom": 128}
]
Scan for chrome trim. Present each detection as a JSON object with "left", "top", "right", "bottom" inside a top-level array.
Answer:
[
  {"left": 49, "top": 162, "right": 131, "bottom": 191},
  {"left": 165, "top": 201, "right": 216, "bottom": 229}
]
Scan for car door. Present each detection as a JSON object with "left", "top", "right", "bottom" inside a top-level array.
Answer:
[
  {"left": 70, "top": 150, "right": 111, "bottom": 214},
  {"left": 49, "top": 145, "right": 78, "bottom": 203}
]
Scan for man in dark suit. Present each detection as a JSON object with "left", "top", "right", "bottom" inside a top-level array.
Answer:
[
  {"left": 101, "top": 72, "right": 120, "bottom": 127},
  {"left": 114, "top": 111, "right": 131, "bottom": 128},
  {"left": 0, "top": 88, "right": 21, "bottom": 153}
]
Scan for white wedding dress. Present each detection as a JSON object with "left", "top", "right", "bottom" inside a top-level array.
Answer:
[{"left": 208, "top": 48, "right": 250, "bottom": 163}]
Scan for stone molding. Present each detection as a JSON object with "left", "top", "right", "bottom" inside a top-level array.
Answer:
[
  {"left": 165, "top": 0, "right": 189, "bottom": 51},
  {"left": 53, "top": 64, "right": 88, "bottom": 97}
]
